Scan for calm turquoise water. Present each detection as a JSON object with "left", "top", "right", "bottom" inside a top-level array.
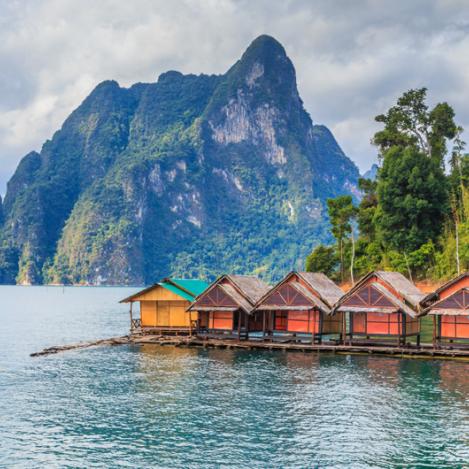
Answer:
[{"left": 0, "top": 286, "right": 468, "bottom": 468}]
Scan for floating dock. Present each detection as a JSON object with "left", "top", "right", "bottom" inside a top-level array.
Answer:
[{"left": 31, "top": 334, "right": 469, "bottom": 361}]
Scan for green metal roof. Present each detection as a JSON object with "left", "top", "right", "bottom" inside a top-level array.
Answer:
[{"left": 159, "top": 278, "right": 209, "bottom": 301}]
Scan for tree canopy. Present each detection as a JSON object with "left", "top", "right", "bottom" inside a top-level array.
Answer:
[{"left": 306, "top": 88, "right": 467, "bottom": 282}]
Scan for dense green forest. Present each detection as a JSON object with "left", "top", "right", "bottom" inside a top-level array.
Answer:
[{"left": 306, "top": 88, "right": 469, "bottom": 282}]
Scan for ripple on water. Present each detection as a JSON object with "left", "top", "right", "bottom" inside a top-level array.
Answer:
[{"left": 0, "top": 286, "right": 468, "bottom": 468}]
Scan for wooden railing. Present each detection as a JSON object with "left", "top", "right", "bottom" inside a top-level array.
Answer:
[{"left": 131, "top": 318, "right": 141, "bottom": 329}]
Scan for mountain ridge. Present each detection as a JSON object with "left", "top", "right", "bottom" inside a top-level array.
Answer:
[{"left": 0, "top": 35, "right": 360, "bottom": 285}]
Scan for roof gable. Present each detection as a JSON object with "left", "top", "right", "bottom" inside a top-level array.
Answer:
[
  {"left": 254, "top": 271, "right": 341, "bottom": 313},
  {"left": 262, "top": 283, "right": 314, "bottom": 307},
  {"left": 421, "top": 272, "right": 469, "bottom": 306},
  {"left": 195, "top": 284, "right": 239, "bottom": 308},
  {"left": 424, "top": 288, "right": 469, "bottom": 315},
  {"left": 189, "top": 274, "right": 270, "bottom": 313},
  {"left": 332, "top": 271, "right": 421, "bottom": 317},
  {"left": 341, "top": 283, "right": 396, "bottom": 309},
  {"left": 437, "top": 289, "right": 469, "bottom": 310}
]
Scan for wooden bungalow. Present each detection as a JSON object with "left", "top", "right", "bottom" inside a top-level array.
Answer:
[
  {"left": 188, "top": 275, "right": 270, "bottom": 339},
  {"left": 253, "top": 271, "right": 344, "bottom": 343},
  {"left": 120, "top": 278, "right": 209, "bottom": 334},
  {"left": 331, "top": 271, "right": 424, "bottom": 346},
  {"left": 420, "top": 272, "right": 469, "bottom": 348}
]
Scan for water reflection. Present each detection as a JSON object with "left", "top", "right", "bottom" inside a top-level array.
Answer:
[
  {"left": 1, "top": 286, "right": 468, "bottom": 468},
  {"left": 439, "top": 361, "right": 469, "bottom": 396},
  {"left": 130, "top": 346, "right": 469, "bottom": 468}
]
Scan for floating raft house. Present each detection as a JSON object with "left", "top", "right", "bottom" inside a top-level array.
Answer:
[{"left": 120, "top": 278, "right": 208, "bottom": 334}]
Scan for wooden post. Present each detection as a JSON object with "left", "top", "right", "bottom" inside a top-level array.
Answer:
[
  {"left": 238, "top": 310, "right": 241, "bottom": 341},
  {"left": 349, "top": 312, "right": 353, "bottom": 345},
  {"left": 129, "top": 302, "right": 133, "bottom": 332},
  {"left": 271, "top": 311, "right": 274, "bottom": 340},
  {"left": 262, "top": 310, "right": 266, "bottom": 341},
  {"left": 311, "top": 310, "right": 315, "bottom": 345},
  {"left": 432, "top": 315, "right": 437, "bottom": 349},
  {"left": 342, "top": 312, "right": 347, "bottom": 345},
  {"left": 189, "top": 309, "right": 193, "bottom": 337},
  {"left": 401, "top": 313, "right": 406, "bottom": 347},
  {"left": 318, "top": 310, "right": 323, "bottom": 345}
]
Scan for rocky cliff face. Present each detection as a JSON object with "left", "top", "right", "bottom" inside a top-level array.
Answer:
[{"left": 0, "top": 35, "right": 359, "bottom": 285}]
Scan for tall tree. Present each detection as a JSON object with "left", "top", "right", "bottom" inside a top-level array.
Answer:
[
  {"left": 327, "top": 195, "right": 357, "bottom": 282},
  {"left": 357, "top": 178, "right": 378, "bottom": 243},
  {"left": 373, "top": 87, "right": 457, "bottom": 165},
  {"left": 376, "top": 146, "right": 449, "bottom": 253},
  {"left": 305, "top": 245, "right": 338, "bottom": 278},
  {"left": 373, "top": 88, "right": 459, "bottom": 257}
]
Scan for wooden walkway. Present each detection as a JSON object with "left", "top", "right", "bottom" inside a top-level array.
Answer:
[{"left": 31, "top": 334, "right": 469, "bottom": 361}]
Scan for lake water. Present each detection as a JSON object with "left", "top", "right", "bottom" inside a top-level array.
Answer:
[{"left": 0, "top": 286, "right": 468, "bottom": 468}]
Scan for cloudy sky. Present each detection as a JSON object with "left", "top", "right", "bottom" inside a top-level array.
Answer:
[{"left": 1, "top": 0, "right": 469, "bottom": 194}]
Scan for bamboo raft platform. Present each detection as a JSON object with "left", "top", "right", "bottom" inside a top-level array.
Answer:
[{"left": 30, "top": 334, "right": 469, "bottom": 361}]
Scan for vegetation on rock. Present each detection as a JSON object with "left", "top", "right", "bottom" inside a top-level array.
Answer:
[{"left": 0, "top": 35, "right": 359, "bottom": 285}]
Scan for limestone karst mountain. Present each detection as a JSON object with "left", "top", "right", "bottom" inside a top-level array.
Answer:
[{"left": 0, "top": 35, "right": 359, "bottom": 284}]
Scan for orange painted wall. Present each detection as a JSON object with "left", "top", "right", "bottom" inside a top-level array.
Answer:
[
  {"left": 352, "top": 312, "right": 403, "bottom": 335},
  {"left": 209, "top": 311, "right": 233, "bottom": 330},
  {"left": 275, "top": 312, "right": 288, "bottom": 330},
  {"left": 441, "top": 315, "right": 469, "bottom": 338},
  {"left": 287, "top": 310, "right": 320, "bottom": 333},
  {"left": 439, "top": 277, "right": 469, "bottom": 300}
]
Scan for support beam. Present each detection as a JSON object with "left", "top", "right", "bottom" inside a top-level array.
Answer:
[
  {"left": 262, "top": 311, "right": 266, "bottom": 341},
  {"left": 311, "top": 310, "right": 315, "bottom": 345},
  {"left": 433, "top": 315, "right": 437, "bottom": 349},
  {"left": 401, "top": 313, "right": 407, "bottom": 347},
  {"left": 189, "top": 309, "right": 193, "bottom": 337},
  {"left": 349, "top": 312, "right": 353, "bottom": 346},
  {"left": 342, "top": 312, "right": 347, "bottom": 345},
  {"left": 129, "top": 302, "right": 133, "bottom": 332}
]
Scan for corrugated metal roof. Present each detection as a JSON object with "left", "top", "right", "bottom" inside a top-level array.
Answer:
[
  {"left": 166, "top": 278, "right": 209, "bottom": 297},
  {"left": 119, "top": 278, "right": 209, "bottom": 303},
  {"left": 158, "top": 282, "right": 194, "bottom": 301}
]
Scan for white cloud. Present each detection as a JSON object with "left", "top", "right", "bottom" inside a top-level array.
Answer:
[{"left": 1, "top": 0, "right": 469, "bottom": 194}]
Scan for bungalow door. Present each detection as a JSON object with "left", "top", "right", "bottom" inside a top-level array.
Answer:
[
  {"left": 156, "top": 301, "right": 169, "bottom": 327},
  {"left": 275, "top": 311, "right": 288, "bottom": 331}
]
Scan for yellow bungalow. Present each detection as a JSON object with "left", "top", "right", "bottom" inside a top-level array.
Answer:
[{"left": 120, "top": 278, "right": 209, "bottom": 335}]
